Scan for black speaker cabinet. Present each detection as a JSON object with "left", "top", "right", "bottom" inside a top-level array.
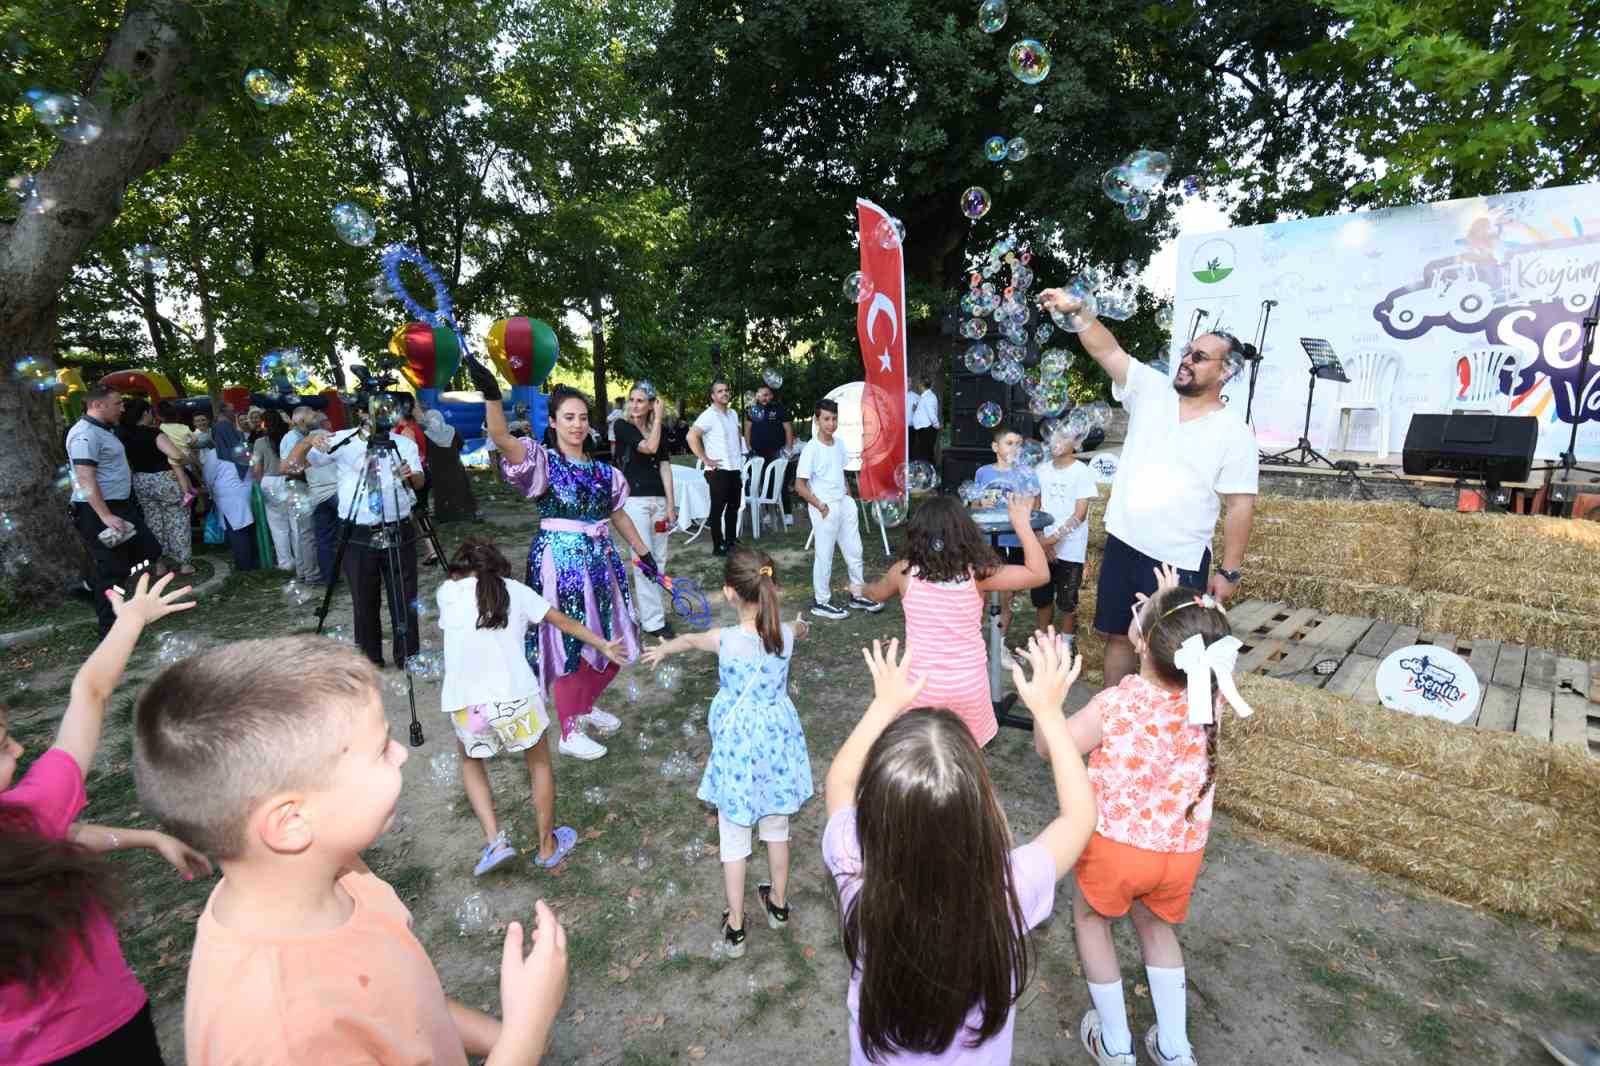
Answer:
[
  {"left": 1401, "top": 413, "right": 1538, "bottom": 485},
  {"left": 949, "top": 372, "right": 1031, "bottom": 449}
]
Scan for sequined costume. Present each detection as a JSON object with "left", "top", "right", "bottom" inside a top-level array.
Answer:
[{"left": 502, "top": 445, "right": 640, "bottom": 733}]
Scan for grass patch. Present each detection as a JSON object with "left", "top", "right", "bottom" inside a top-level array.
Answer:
[{"left": 1555, "top": 985, "right": 1600, "bottom": 1019}]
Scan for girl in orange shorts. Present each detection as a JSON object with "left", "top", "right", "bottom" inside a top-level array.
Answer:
[{"left": 1036, "top": 566, "right": 1254, "bottom": 1066}]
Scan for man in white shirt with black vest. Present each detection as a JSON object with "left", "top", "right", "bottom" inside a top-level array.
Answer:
[
  {"left": 1039, "top": 286, "right": 1258, "bottom": 688},
  {"left": 909, "top": 376, "right": 941, "bottom": 463},
  {"left": 286, "top": 410, "right": 426, "bottom": 669}
]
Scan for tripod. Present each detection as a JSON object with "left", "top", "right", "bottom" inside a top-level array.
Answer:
[
  {"left": 313, "top": 430, "right": 447, "bottom": 747},
  {"left": 1262, "top": 338, "right": 1347, "bottom": 470}
]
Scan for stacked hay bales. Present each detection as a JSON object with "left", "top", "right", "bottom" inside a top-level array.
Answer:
[{"left": 1224, "top": 674, "right": 1600, "bottom": 931}]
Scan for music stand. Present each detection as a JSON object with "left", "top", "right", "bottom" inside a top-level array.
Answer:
[{"left": 1262, "top": 337, "right": 1349, "bottom": 469}]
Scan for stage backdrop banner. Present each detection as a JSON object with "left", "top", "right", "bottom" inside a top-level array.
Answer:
[
  {"left": 1171, "top": 183, "right": 1600, "bottom": 462},
  {"left": 854, "top": 198, "right": 908, "bottom": 499}
]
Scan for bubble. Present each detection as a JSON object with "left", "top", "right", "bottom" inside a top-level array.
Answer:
[
  {"left": 656, "top": 662, "right": 682, "bottom": 692},
  {"left": 637, "top": 731, "right": 653, "bottom": 752},
  {"left": 1050, "top": 293, "right": 1100, "bottom": 333},
  {"left": 282, "top": 580, "right": 313, "bottom": 607},
  {"left": 876, "top": 495, "right": 909, "bottom": 528},
  {"left": 1018, "top": 439, "right": 1047, "bottom": 468},
  {"left": 329, "top": 287, "right": 348, "bottom": 306},
  {"left": 322, "top": 622, "right": 348, "bottom": 643},
  {"left": 634, "top": 847, "right": 654, "bottom": 873},
  {"left": 977, "top": 401, "right": 1003, "bottom": 428},
  {"left": 960, "top": 186, "right": 991, "bottom": 221},
  {"left": 243, "top": 68, "right": 293, "bottom": 106},
  {"left": 7, "top": 174, "right": 54, "bottom": 215},
  {"left": 1040, "top": 348, "right": 1074, "bottom": 376},
  {"left": 1156, "top": 305, "right": 1174, "bottom": 331},
  {"left": 0, "top": 513, "right": 16, "bottom": 538},
  {"left": 234, "top": 255, "right": 254, "bottom": 276},
  {"left": 231, "top": 442, "right": 251, "bottom": 462},
  {"left": 300, "top": 298, "right": 320, "bottom": 317},
  {"left": 757, "top": 366, "right": 785, "bottom": 391},
  {"left": 680, "top": 720, "right": 697, "bottom": 737},
  {"left": 131, "top": 244, "right": 169, "bottom": 277},
  {"left": 384, "top": 675, "right": 409, "bottom": 698},
  {"left": 984, "top": 136, "right": 1008, "bottom": 162},
  {"left": 30, "top": 93, "right": 104, "bottom": 145},
  {"left": 1007, "top": 39, "right": 1051, "bottom": 84},
  {"left": 1082, "top": 400, "right": 1113, "bottom": 430},
  {"left": 1124, "top": 193, "right": 1151, "bottom": 222},
  {"left": 959, "top": 318, "right": 989, "bottom": 341},
  {"left": 963, "top": 342, "right": 994, "bottom": 373},
  {"left": 623, "top": 677, "right": 643, "bottom": 702},
  {"left": 583, "top": 785, "right": 607, "bottom": 804},
  {"left": 405, "top": 651, "right": 442, "bottom": 680},
  {"left": 429, "top": 751, "right": 461, "bottom": 786},
  {"left": 1180, "top": 174, "right": 1206, "bottom": 198},
  {"left": 895, "top": 461, "right": 938, "bottom": 493},
  {"left": 331, "top": 201, "right": 377, "bottom": 247},
  {"left": 992, "top": 358, "right": 1024, "bottom": 386},
  {"left": 659, "top": 749, "right": 697, "bottom": 779},
  {"left": 1011, "top": 263, "right": 1035, "bottom": 292},
  {"left": 1005, "top": 136, "right": 1028, "bottom": 163},
  {"left": 1101, "top": 166, "right": 1134, "bottom": 204},
  {"left": 1002, "top": 168, "right": 1013, "bottom": 182},
  {"left": 977, "top": 0, "right": 1008, "bottom": 32},
  {"left": 874, "top": 216, "right": 905, "bottom": 250},
  {"left": 1125, "top": 149, "right": 1171, "bottom": 191},
  {"left": 156, "top": 631, "right": 201, "bottom": 666},
  {"left": 14, "top": 356, "right": 60, "bottom": 393},
  {"left": 843, "top": 271, "right": 874, "bottom": 303},
  {"left": 455, "top": 892, "right": 489, "bottom": 935}
]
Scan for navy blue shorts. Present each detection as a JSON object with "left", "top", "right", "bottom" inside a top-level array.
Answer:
[{"left": 1093, "top": 533, "right": 1211, "bottom": 637}]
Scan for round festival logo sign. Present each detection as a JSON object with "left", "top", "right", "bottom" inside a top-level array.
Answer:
[
  {"left": 1373, "top": 644, "right": 1482, "bottom": 725},
  {"left": 1189, "top": 238, "right": 1236, "bottom": 285}
]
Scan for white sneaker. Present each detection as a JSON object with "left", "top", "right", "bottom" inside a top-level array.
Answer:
[
  {"left": 581, "top": 707, "right": 621, "bottom": 734},
  {"left": 1145, "top": 1026, "right": 1197, "bottom": 1066},
  {"left": 558, "top": 730, "right": 607, "bottom": 761},
  {"left": 1080, "top": 1011, "right": 1136, "bottom": 1066},
  {"left": 783, "top": 514, "right": 795, "bottom": 527}
]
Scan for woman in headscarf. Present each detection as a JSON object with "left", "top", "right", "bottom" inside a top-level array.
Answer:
[{"left": 420, "top": 406, "right": 479, "bottom": 523}]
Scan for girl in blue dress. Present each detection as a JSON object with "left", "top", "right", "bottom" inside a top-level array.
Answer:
[
  {"left": 476, "top": 376, "right": 656, "bottom": 762},
  {"left": 643, "top": 547, "right": 813, "bottom": 959}
]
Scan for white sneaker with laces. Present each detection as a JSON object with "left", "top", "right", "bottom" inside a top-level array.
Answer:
[
  {"left": 1145, "top": 1026, "right": 1198, "bottom": 1066},
  {"left": 558, "top": 730, "right": 607, "bottom": 761},
  {"left": 581, "top": 707, "right": 621, "bottom": 734},
  {"left": 1080, "top": 1011, "right": 1136, "bottom": 1066}
]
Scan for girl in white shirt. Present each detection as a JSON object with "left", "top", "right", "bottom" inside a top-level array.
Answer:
[{"left": 439, "top": 536, "right": 626, "bottom": 876}]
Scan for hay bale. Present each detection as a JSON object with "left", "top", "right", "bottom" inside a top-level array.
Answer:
[
  {"left": 1418, "top": 593, "right": 1600, "bottom": 660},
  {"left": 1243, "top": 571, "right": 1426, "bottom": 624},
  {"left": 1412, "top": 509, "right": 1600, "bottom": 618}
]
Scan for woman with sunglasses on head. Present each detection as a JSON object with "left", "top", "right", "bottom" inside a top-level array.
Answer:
[{"left": 1036, "top": 288, "right": 1259, "bottom": 689}]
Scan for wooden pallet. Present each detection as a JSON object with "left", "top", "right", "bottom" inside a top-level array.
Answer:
[{"left": 1226, "top": 599, "right": 1597, "bottom": 753}]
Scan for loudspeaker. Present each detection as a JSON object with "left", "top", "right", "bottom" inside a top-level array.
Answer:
[
  {"left": 949, "top": 372, "right": 1030, "bottom": 449},
  {"left": 1401, "top": 413, "right": 1538, "bottom": 485}
]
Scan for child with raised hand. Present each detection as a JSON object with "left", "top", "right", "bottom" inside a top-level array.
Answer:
[
  {"left": 856, "top": 492, "right": 1049, "bottom": 746},
  {"left": 822, "top": 634, "right": 1096, "bottom": 1064},
  {"left": 1049, "top": 564, "right": 1248, "bottom": 1066},
  {"left": 439, "top": 536, "right": 627, "bottom": 875},
  {"left": 1, "top": 570, "right": 200, "bottom": 1065},
  {"left": 133, "top": 635, "right": 570, "bottom": 1066},
  {"left": 642, "top": 547, "right": 812, "bottom": 959}
]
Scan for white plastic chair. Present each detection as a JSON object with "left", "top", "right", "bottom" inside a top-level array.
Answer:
[
  {"left": 1450, "top": 345, "right": 1519, "bottom": 414},
  {"left": 734, "top": 456, "right": 765, "bottom": 539},
  {"left": 745, "top": 457, "right": 788, "bottom": 540},
  {"left": 1334, "top": 349, "right": 1400, "bottom": 459}
]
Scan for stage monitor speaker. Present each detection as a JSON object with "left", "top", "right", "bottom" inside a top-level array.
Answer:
[
  {"left": 1401, "top": 413, "right": 1537, "bottom": 485},
  {"left": 949, "top": 372, "right": 1031, "bottom": 449}
]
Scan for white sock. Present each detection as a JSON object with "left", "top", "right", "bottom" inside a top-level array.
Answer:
[
  {"left": 1145, "top": 966, "right": 1191, "bottom": 1059},
  {"left": 1087, "top": 979, "right": 1132, "bottom": 1055}
]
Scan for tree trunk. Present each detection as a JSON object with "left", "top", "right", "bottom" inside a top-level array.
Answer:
[
  {"left": 0, "top": 7, "right": 203, "bottom": 600},
  {"left": 588, "top": 290, "right": 609, "bottom": 417}
]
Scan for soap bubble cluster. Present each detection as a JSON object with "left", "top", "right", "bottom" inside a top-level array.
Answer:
[
  {"left": 330, "top": 201, "right": 376, "bottom": 247},
  {"left": 455, "top": 892, "right": 489, "bottom": 935},
  {"left": 429, "top": 750, "right": 461, "bottom": 786},
  {"left": 583, "top": 785, "right": 607, "bottom": 805},
  {"left": 659, "top": 749, "right": 697, "bottom": 780},
  {"left": 656, "top": 663, "right": 682, "bottom": 692},
  {"left": 405, "top": 651, "right": 443, "bottom": 680}
]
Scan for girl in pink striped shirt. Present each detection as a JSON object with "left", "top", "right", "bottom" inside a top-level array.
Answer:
[{"left": 857, "top": 494, "right": 1048, "bottom": 745}]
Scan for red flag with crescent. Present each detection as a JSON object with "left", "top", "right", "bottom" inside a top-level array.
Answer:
[{"left": 854, "top": 198, "right": 907, "bottom": 501}]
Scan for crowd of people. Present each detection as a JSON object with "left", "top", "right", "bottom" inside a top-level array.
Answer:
[{"left": 9, "top": 299, "right": 1590, "bottom": 1066}]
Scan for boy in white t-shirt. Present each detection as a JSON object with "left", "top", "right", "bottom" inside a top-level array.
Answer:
[
  {"left": 795, "top": 398, "right": 883, "bottom": 621},
  {"left": 1032, "top": 430, "right": 1100, "bottom": 649}
]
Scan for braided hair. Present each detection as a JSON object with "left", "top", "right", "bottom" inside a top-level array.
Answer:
[{"left": 1136, "top": 585, "right": 1233, "bottom": 820}]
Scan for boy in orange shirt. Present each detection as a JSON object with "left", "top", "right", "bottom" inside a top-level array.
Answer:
[{"left": 132, "top": 636, "right": 567, "bottom": 1065}]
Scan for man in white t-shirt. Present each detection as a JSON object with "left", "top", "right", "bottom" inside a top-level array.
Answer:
[
  {"left": 909, "top": 377, "right": 941, "bottom": 463},
  {"left": 1031, "top": 430, "right": 1101, "bottom": 648},
  {"left": 687, "top": 378, "right": 746, "bottom": 556},
  {"left": 794, "top": 398, "right": 883, "bottom": 620},
  {"left": 1039, "top": 287, "right": 1259, "bottom": 688}
]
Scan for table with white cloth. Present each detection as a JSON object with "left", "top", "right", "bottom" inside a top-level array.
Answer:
[{"left": 672, "top": 464, "right": 712, "bottom": 541}]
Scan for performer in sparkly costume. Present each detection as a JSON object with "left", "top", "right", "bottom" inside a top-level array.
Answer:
[{"left": 473, "top": 370, "right": 657, "bottom": 761}]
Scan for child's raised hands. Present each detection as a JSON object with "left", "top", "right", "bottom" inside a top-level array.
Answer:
[
  {"left": 108, "top": 567, "right": 196, "bottom": 626},
  {"left": 862, "top": 638, "right": 926, "bottom": 712},
  {"left": 496, "top": 899, "right": 568, "bottom": 1060},
  {"left": 640, "top": 638, "right": 671, "bottom": 668},
  {"left": 1010, "top": 628, "right": 1082, "bottom": 722},
  {"left": 1131, "top": 562, "right": 1182, "bottom": 615},
  {"left": 597, "top": 636, "right": 627, "bottom": 666},
  {"left": 1005, "top": 491, "right": 1033, "bottom": 531}
]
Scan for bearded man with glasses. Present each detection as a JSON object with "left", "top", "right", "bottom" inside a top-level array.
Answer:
[{"left": 1037, "top": 288, "right": 1259, "bottom": 689}]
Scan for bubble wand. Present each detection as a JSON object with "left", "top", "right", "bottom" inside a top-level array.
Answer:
[{"left": 631, "top": 557, "right": 713, "bottom": 631}]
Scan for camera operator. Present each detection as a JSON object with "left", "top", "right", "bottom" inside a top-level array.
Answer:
[{"left": 284, "top": 411, "right": 426, "bottom": 669}]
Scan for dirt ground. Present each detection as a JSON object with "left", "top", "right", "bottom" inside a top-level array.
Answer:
[{"left": 3, "top": 476, "right": 1596, "bottom": 1065}]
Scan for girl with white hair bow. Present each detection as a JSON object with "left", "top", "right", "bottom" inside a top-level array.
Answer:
[{"left": 1036, "top": 564, "right": 1253, "bottom": 1066}]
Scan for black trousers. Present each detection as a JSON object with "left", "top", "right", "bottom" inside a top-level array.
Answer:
[
  {"left": 55, "top": 1002, "right": 164, "bottom": 1064},
  {"left": 340, "top": 521, "right": 419, "bottom": 668},
  {"left": 753, "top": 447, "right": 795, "bottom": 515},
  {"left": 910, "top": 427, "right": 939, "bottom": 464},
  {"left": 223, "top": 519, "right": 259, "bottom": 572},
  {"left": 71, "top": 500, "right": 162, "bottom": 636},
  {"left": 706, "top": 468, "right": 742, "bottom": 550}
]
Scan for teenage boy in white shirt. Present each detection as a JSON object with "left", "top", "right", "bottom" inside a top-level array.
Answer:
[
  {"left": 1031, "top": 429, "right": 1101, "bottom": 651},
  {"left": 794, "top": 398, "right": 883, "bottom": 620}
]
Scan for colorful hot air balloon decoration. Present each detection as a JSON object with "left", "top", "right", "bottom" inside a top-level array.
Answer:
[
  {"left": 388, "top": 322, "right": 463, "bottom": 391},
  {"left": 486, "top": 316, "right": 558, "bottom": 388}
]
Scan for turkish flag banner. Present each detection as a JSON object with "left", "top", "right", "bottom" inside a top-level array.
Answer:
[{"left": 854, "top": 198, "right": 908, "bottom": 502}]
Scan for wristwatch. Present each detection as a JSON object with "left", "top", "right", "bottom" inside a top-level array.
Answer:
[{"left": 1216, "top": 567, "right": 1242, "bottom": 584}]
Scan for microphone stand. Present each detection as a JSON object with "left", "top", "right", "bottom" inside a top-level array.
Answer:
[
  {"left": 1556, "top": 278, "right": 1600, "bottom": 475},
  {"left": 1187, "top": 308, "right": 1210, "bottom": 342},
  {"left": 1244, "top": 298, "right": 1275, "bottom": 428}
]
